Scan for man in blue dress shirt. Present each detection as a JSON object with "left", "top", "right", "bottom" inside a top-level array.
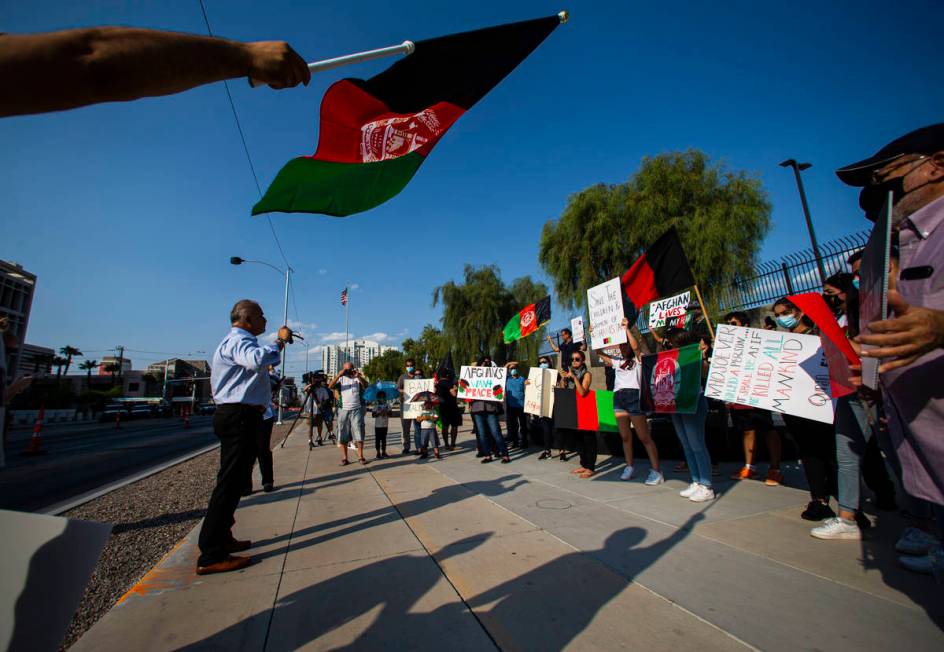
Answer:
[{"left": 196, "top": 299, "right": 293, "bottom": 575}]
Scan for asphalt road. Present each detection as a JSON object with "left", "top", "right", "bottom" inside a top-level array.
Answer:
[{"left": 0, "top": 416, "right": 218, "bottom": 512}]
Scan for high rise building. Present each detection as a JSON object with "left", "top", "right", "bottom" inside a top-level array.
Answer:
[
  {"left": 321, "top": 340, "right": 397, "bottom": 376},
  {"left": 0, "top": 260, "right": 37, "bottom": 380}
]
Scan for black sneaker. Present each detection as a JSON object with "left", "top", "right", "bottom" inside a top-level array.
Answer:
[
  {"left": 854, "top": 510, "right": 872, "bottom": 530},
  {"left": 801, "top": 501, "right": 835, "bottom": 521},
  {"left": 263, "top": 483, "right": 274, "bottom": 493},
  {"left": 475, "top": 452, "right": 485, "bottom": 458}
]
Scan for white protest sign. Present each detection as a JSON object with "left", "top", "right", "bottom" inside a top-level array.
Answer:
[
  {"left": 524, "top": 367, "right": 559, "bottom": 417},
  {"left": 401, "top": 378, "right": 434, "bottom": 419},
  {"left": 457, "top": 366, "right": 506, "bottom": 402},
  {"left": 648, "top": 290, "right": 690, "bottom": 329},
  {"left": 587, "top": 277, "right": 627, "bottom": 350},
  {"left": 705, "top": 324, "right": 833, "bottom": 424},
  {"left": 571, "top": 317, "right": 585, "bottom": 343}
]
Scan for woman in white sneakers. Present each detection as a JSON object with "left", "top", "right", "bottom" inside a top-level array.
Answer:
[{"left": 599, "top": 318, "right": 663, "bottom": 486}]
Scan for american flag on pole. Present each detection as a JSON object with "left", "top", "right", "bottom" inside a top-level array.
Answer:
[{"left": 341, "top": 288, "right": 348, "bottom": 306}]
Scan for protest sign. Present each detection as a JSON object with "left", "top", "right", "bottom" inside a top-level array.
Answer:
[
  {"left": 457, "top": 365, "right": 507, "bottom": 402},
  {"left": 788, "top": 292, "right": 859, "bottom": 400},
  {"left": 587, "top": 277, "right": 627, "bottom": 350},
  {"left": 705, "top": 324, "right": 834, "bottom": 424},
  {"left": 648, "top": 290, "right": 691, "bottom": 329},
  {"left": 524, "top": 367, "right": 558, "bottom": 417},
  {"left": 571, "top": 316, "right": 585, "bottom": 343},
  {"left": 858, "top": 192, "right": 892, "bottom": 390},
  {"left": 401, "top": 378, "right": 434, "bottom": 418}
]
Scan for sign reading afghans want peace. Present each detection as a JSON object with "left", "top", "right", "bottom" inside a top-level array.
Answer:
[
  {"left": 587, "top": 278, "right": 627, "bottom": 350},
  {"left": 648, "top": 290, "right": 690, "bottom": 329},
  {"left": 457, "top": 366, "right": 507, "bottom": 402},
  {"left": 705, "top": 324, "right": 834, "bottom": 424}
]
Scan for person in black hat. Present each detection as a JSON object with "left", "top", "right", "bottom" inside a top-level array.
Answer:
[{"left": 836, "top": 123, "right": 944, "bottom": 573}]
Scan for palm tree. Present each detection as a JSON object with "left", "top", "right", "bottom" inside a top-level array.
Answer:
[
  {"left": 33, "top": 352, "right": 54, "bottom": 376},
  {"left": 53, "top": 356, "right": 69, "bottom": 378},
  {"left": 103, "top": 363, "right": 121, "bottom": 386},
  {"left": 59, "top": 345, "right": 83, "bottom": 376},
  {"left": 79, "top": 359, "right": 98, "bottom": 385}
]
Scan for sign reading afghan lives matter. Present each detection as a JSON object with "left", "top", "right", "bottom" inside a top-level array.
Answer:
[
  {"left": 648, "top": 290, "right": 690, "bottom": 329},
  {"left": 524, "top": 367, "right": 558, "bottom": 417},
  {"left": 705, "top": 324, "right": 834, "bottom": 424},
  {"left": 571, "top": 317, "right": 585, "bottom": 343},
  {"left": 401, "top": 378, "right": 434, "bottom": 419},
  {"left": 587, "top": 278, "right": 627, "bottom": 350},
  {"left": 457, "top": 366, "right": 507, "bottom": 402}
]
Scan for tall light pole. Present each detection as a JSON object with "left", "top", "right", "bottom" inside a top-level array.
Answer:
[
  {"left": 779, "top": 159, "right": 827, "bottom": 284},
  {"left": 230, "top": 256, "right": 292, "bottom": 424}
]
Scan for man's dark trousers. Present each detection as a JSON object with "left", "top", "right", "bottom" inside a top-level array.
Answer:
[
  {"left": 198, "top": 404, "right": 261, "bottom": 565},
  {"left": 248, "top": 417, "right": 275, "bottom": 492}
]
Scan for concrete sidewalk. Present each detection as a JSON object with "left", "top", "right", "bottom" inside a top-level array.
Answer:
[{"left": 73, "top": 420, "right": 944, "bottom": 651}]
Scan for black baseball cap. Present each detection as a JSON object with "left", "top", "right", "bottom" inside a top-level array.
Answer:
[{"left": 836, "top": 123, "right": 944, "bottom": 187}]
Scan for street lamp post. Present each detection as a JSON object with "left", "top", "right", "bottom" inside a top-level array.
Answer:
[
  {"left": 230, "top": 256, "right": 293, "bottom": 424},
  {"left": 779, "top": 159, "right": 827, "bottom": 285}
]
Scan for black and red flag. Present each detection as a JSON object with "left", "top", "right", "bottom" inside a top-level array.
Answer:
[
  {"left": 620, "top": 227, "right": 696, "bottom": 318},
  {"left": 253, "top": 15, "right": 563, "bottom": 217},
  {"left": 503, "top": 295, "right": 551, "bottom": 343}
]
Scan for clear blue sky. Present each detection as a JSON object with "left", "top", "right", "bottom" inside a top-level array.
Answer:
[{"left": 2, "top": 0, "right": 941, "bottom": 379}]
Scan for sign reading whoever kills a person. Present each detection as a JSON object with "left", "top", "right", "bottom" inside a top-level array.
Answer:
[
  {"left": 457, "top": 366, "right": 507, "bottom": 402},
  {"left": 587, "top": 278, "right": 627, "bottom": 350},
  {"left": 705, "top": 324, "right": 834, "bottom": 424},
  {"left": 402, "top": 378, "right": 434, "bottom": 419},
  {"left": 648, "top": 291, "right": 690, "bottom": 329},
  {"left": 524, "top": 367, "right": 558, "bottom": 417}
]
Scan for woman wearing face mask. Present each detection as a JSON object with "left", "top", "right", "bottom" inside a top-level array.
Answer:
[
  {"left": 559, "top": 349, "right": 596, "bottom": 478},
  {"left": 469, "top": 355, "right": 510, "bottom": 464},
  {"left": 599, "top": 318, "right": 663, "bottom": 485},
  {"left": 503, "top": 362, "right": 528, "bottom": 448},
  {"left": 528, "top": 355, "right": 564, "bottom": 461},
  {"left": 772, "top": 297, "right": 839, "bottom": 521}
]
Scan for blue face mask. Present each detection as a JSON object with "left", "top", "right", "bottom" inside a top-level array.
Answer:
[
  {"left": 852, "top": 277, "right": 860, "bottom": 290},
  {"left": 776, "top": 314, "right": 798, "bottom": 329},
  {"left": 510, "top": 369, "right": 519, "bottom": 377},
  {"left": 539, "top": 362, "right": 550, "bottom": 369},
  {"left": 406, "top": 366, "right": 414, "bottom": 373}
]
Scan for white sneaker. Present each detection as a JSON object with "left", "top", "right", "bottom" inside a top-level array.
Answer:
[
  {"left": 688, "top": 485, "right": 715, "bottom": 502},
  {"left": 811, "top": 517, "right": 861, "bottom": 540},
  {"left": 679, "top": 483, "right": 698, "bottom": 498},
  {"left": 620, "top": 465, "right": 634, "bottom": 481},
  {"left": 644, "top": 469, "right": 664, "bottom": 486},
  {"left": 895, "top": 527, "right": 940, "bottom": 556}
]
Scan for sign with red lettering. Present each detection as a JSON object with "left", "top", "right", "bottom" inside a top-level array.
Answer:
[
  {"left": 705, "top": 324, "right": 834, "bottom": 424},
  {"left": 457, "top": 365, "right": 507, "bottom": 403}
]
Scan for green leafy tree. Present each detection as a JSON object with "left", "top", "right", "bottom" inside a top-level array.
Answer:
[
  {"left": 434, "top": 265, "right": 515, "bottom": 366},
  {"left": 59, "top": 345, "right": 82, "bottom": 376},
  {"left": 539, "top": 149, "right": 771, "bottom": 314},
  {"left": 399, "top": 325, "right": 449, "bottom": 376},
  {"left": 362, "top": 348, "right": 406, "bottom": 383}
]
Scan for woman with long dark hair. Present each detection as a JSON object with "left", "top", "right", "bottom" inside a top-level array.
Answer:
[{"left": 559, "top": 349, "right": 595, "bottom": 478}]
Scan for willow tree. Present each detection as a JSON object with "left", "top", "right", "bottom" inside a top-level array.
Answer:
[
  {"left": 434, "top": 265, "right": 513, "bottom": 365},
  {"left": 539, "top": 149, "right": 771, "bottom": 313},
  {"left": 507, "top": 275, "right": 549, "bottom": 368}
]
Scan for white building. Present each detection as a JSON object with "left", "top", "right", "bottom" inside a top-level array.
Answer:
[{"left": 321, "top": 340, "right": 398, "bottom": 376}]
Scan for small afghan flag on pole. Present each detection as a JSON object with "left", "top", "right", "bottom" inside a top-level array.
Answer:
[
  {"left": 253, "top": 14, "right": 563, "bottom": 217},
  {"left": 553, "top": 388, "right": 619, "bottom": 432},
  {"left": 620, "top": 227, "right": 696, "bottom": 318},
  {"left": 503, "top": 296, "right": 551, "bottom": 344},
  {"left": 641, "top": 344, "right": 702, "bottom": 414}
]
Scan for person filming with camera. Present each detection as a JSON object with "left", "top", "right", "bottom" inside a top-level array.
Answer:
[{"left": 329, "top": 361, "right": 369, "bottom": 465}]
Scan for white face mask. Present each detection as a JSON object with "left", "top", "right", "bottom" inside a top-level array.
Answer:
[{"left": 539, "top": 362, "right": 549, "bottom": 369}]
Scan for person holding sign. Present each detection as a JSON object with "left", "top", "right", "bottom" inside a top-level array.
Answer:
[
  {"left": 546, "top": 329, "right": 578, "bottom": 372},
  {"left": 598, "top": 318, "right": 663, "bottom": 486},
  {"left": 771, "top": 298, "right": 838, "bottom": 521},
  {"left": 468, "top": 356, "right": 511, "bottom": 464},
  {"left": 530, "top": 355, "right": 563, "bottom": 461},
  {"left": 559, "top": 350, "right": 595, "bottom": 478}
]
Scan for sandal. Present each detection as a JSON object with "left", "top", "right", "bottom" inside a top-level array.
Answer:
[
  {"left": 578, "top": 470, "right": 595, "bottom": 479},
  {"left": 360, "top": 458, "right": 369, "bottom": 465},
  {"left": 559, "top": 452, "right": 568, "bottom": 462},
  {"left": 339, "top": 459, "right": 349, "bottom": 466},
  {"left": 481, "top": 456, "right": 494, "bottom": 464},
  {"left": 570, "top": 466, "right": 587, "bottom": 475},
  {"left": 538, "top": 451, "right": 551, "bottom": 460},
  {"left": 500, "top": 456, "right": 511, "bottom": 464}
]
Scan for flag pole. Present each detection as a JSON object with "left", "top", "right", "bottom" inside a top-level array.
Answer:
[
  {"left": 692, "top": 284, "right": 716, "bottom": 341},
  {"left": 250, "top": 41, "right": 415, "bottom": 88},
  {"left": 344, "top": 285, "right": 350, "bottom": 367}
]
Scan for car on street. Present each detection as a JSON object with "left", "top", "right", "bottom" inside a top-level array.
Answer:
[
  {"left": 99, "top": 403, "right": 128, "bottom": 422},
  {"left": 130, "top": 405, "right": 154, "bottom": 419}
]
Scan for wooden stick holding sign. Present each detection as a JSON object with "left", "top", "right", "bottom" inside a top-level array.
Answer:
[{"left": 692, "top": 284, "right": 716, "bottom": 341}]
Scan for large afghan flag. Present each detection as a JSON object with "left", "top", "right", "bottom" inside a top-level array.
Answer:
[
  {"left": 641, "top": 344, "right": 702, "bottom": 414},
  {"left": 503, "top": 296, "right": 551, "bottom": 344},
  {"left": 620, "top": 227, "right": 696, "bottom": 318},
  {"left": 553, "top": 388, "right": 619, "bottom": 432},
  {"left": 252, "top": 15, "right": 562, "bottom": 217}
]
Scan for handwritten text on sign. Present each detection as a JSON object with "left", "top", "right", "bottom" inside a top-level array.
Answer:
[
  {"left": 401, "top": 378, "right": 434, "bottom": 419},
  {"left": 587, "top": 278, "right": 627, "bottom": 350},
  {"left": 705, "top": 324, "right": 833, "bottom": 424},
  {"left": 524, "top": 367, "right": 558, "bottom": 417},
  {"left": 457, "top": 366, "right": 507, "bottom": 403},
  {"left": 571, "top": 317, "right": 585, "bottom": 343},
  {"left": 648, "top": 291, "right": 690, "bottom": 329}
]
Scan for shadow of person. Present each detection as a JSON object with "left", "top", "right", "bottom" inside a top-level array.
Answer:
[
  {"left": 176, "top": 534, "right": 494, "bottom": 651},
  {"left": 462, "top": 513, "right": 705, "bottom": 650}
]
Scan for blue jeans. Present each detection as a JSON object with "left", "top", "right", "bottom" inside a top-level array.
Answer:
[
  {"left": 670, "top": 395, "right": 712, "bottom": 487},
  {"left": 414, "top": 419, "right": 423, "bottom": 451},
  {"left": 472, "top": 412, "right": 508, "bottom": 458},
  {"left": 835, "top": 396, "right": 873, "bottom": 513}
]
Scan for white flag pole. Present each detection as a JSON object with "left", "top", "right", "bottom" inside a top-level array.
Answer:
[{"left": 249, "top": 41, "right": 416, "bottom": 88}]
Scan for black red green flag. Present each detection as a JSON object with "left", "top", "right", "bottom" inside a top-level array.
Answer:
[
  {"left": 641, "top": 344, "right": 702, "bottom": 414},
  {"left": 620, "top": 228, "right": 696, "bottom": 317},
  {"left": 553, "top": 388, "right": 619, "bottom": 432},
  {"left": 503, "top": 295, "right": 551, "bottom": 343},
  {"left": 252, "top": 15, "right": 562, "bottom": 217}
]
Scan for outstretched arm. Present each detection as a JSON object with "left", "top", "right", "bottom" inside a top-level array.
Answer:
[{"left": 0, "top": 27, "right": 310, "bottom": 117}]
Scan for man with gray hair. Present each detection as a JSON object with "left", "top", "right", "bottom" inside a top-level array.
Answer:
[{"left": 196, "top": 299, "right": 293, "bottom": 575}]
